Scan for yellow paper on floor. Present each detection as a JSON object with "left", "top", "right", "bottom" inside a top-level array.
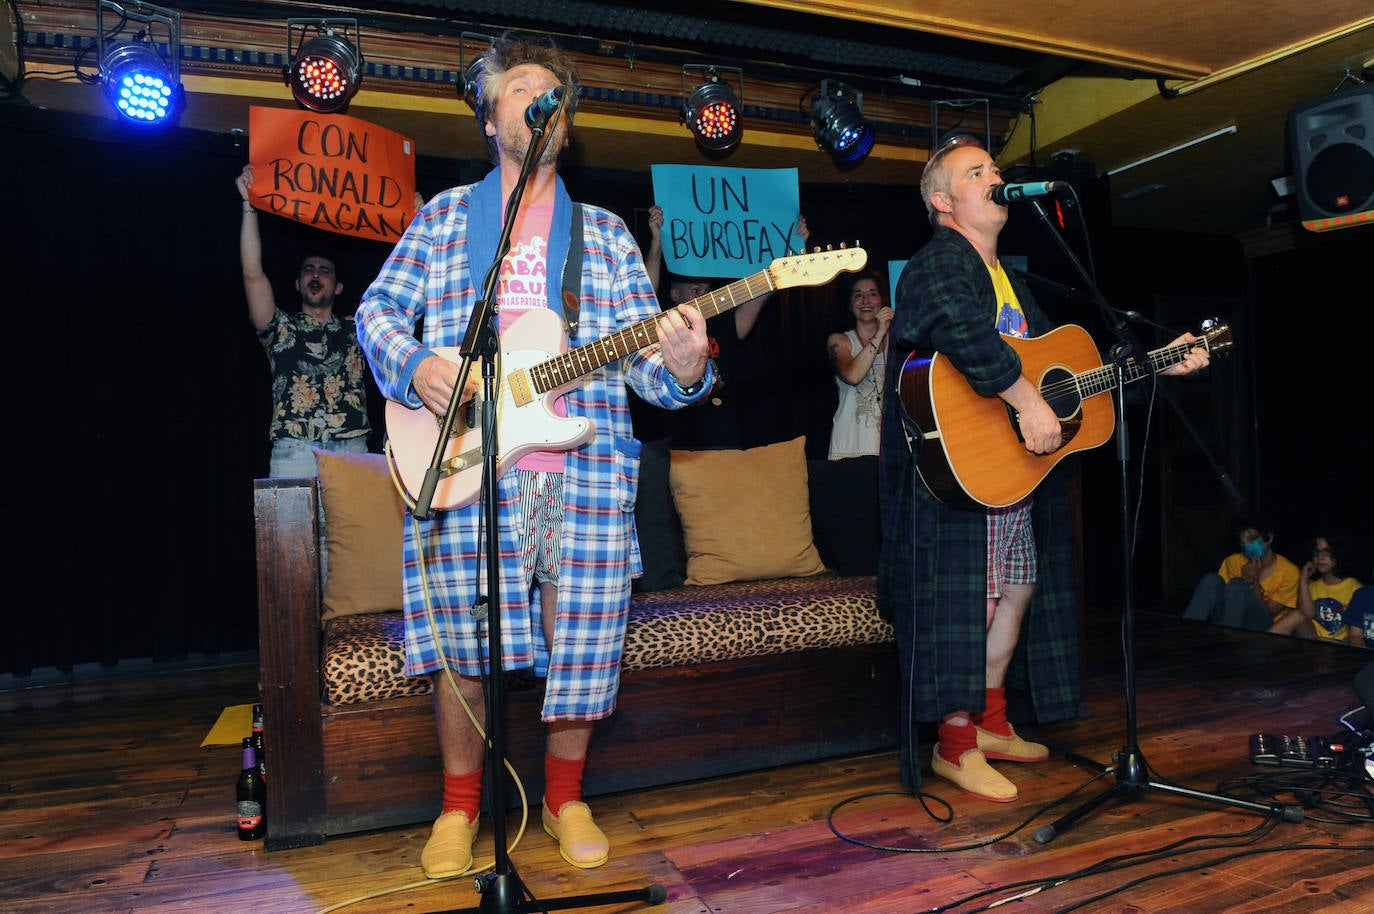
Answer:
[{"left": 202, "top": 703, "right": 253, "bottom": 748}]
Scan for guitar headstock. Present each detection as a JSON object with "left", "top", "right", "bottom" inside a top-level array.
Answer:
[
  {"left": 768, "top": 244, "right": 868, "bottom": 290},
  {"left": 1198, "top": 318, "right": 1233, "bottom": 356}
]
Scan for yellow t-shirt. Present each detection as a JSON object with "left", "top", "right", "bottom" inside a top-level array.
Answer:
[
  {"left": 1305, "top": 576, "right": 1363, "bottom": 640},
  {"left": 1217, "top": 551, "right": 1301, "bottom": 616},
  {"left": 987, "top": 261, "right": 1029, "bottom": 338}
]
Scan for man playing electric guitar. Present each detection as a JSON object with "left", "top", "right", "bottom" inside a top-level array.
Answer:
[
  {"left": 355, "top": 34, "right": 712, "bottom": 879},
  {"left": 876, "top": 134, "right": 1211, "bottom": 804}
]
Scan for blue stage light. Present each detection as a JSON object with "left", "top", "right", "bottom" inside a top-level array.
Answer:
[
  {"left": 811, "top": 81, "right": 874, "bottom": 164},
  {"left": 101, "top": 42, "right": 180, "bottom": 124},
  {"left": 95, "top": 0, "right": 183, "bottom": 127}
]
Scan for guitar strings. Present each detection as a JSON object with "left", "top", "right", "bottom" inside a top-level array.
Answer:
[{"left": 1034, "top": 340, "right": 1201, "bottom": 403}]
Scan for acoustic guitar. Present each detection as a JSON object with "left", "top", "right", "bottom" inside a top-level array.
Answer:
[
  {"left": 896, "top": 319, "right": 1232, "bottom": 509},
  {"left": 387, "top": 247, "right": 868, "bottom": 510}
]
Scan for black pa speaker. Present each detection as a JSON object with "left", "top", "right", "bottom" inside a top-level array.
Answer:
[{"left": 1288, "top": 84, "right": 1374, "bottom": 233}]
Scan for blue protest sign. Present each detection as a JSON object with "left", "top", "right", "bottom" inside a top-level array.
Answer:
[
  {"left": 650, "top": 164, "right": 803, "bottom": 279},
  {"left": 888, "top": 260, "right": 906, "bottom": 310}
]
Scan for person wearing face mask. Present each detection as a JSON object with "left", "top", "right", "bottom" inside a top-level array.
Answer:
[{"left": 1181, "top": 517, "right": 1301, "bottom": 631}]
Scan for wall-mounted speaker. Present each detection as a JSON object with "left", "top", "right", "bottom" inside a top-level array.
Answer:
[{"left": 1289, "top": 84, "right": 1374, "bottom": 233}]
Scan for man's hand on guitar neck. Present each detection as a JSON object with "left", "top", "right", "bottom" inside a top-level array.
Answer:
[
  {"left": 414, "top": 354, "right": 482, "bottom": 416},
  {"left": 1158, "top": 331, "right": 1211, "bottom": 377},
  {"left": 655, "top": 303, "right": 711, "bottom": 390},
  {"left": 999, "top": 376, "right": 1062, "bottom": 455}
]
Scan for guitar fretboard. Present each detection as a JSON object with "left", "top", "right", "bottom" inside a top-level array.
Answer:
[
  {"left": 526, "top": 270, "right": 777, "bottom": 394},
  {"left": 1068, "top": 340, "right": 1205, "bottom": 399}
]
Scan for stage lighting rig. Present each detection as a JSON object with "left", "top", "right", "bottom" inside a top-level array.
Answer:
[
  {"left": 456, "top": 31, "right": 495, "bottom": 111},
  {"left": 284, "top": 18, "right": 363, "bottom": 114},
  {"left": 95, "top": 0, "right": 183, "bottom": 126},
  {"left": 683, "top": 65, "right": 743, "bottom": 153},
  {"left": 810, "top": 80, "right": 873, "bottom": 164}
]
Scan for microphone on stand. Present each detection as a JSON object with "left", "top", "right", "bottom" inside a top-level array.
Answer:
[
  {"left": 524, "top": 86, "right": 565, "bottom": 129},
  {"left": 991, "top": 180, "right": 1069, "bottom": 206}
]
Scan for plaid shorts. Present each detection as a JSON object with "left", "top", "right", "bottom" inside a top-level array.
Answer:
[
  {"left": 986, "top": 497, "right": 1036, "bottom": 599},
  {"left": 515, "top": 469, "right": 563, "bottom": 587}
]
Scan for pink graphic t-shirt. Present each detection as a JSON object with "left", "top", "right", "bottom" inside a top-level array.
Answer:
[{"left": 499, "top": 202, "right": 567, "bottom": 473}]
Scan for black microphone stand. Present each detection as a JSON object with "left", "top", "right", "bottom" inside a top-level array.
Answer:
[
  {"left": 1013, "top": 198, "right": 1302, "bottom": 845},
  {"left": 423, "top": 105, "right": 665, "bottom": 912}
]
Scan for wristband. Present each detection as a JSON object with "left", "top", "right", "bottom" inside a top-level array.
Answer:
[{"left": 674, "top": 377, "right": 705, "bottom": 397}]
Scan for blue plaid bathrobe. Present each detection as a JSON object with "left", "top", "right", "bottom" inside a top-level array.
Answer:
[{"left": 355, "top": 170, "right": 707, "bottom": 721}]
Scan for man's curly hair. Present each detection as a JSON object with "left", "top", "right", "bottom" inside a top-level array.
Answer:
[{"left": 470, "top": 32, "right": 580, "bottom": 162}]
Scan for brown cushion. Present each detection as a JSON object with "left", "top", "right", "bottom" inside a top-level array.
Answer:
[
  {"left": 669, "top": 436, "right": 826, "bottom": 586},
  {"left": 315, "top": 450, "right": 405, "bottom": 619}
]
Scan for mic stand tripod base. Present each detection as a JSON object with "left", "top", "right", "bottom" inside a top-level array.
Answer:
[
  {"left": 1032, "top": 747, "right": 1304, "bottom": 845},
  {"left": 442, "top": 871, "right": 666, "bottom": 914}
]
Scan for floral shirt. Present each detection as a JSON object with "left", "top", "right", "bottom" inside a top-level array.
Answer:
[{"left": 256, "top": 309, "right": 370, "bottom": 444}]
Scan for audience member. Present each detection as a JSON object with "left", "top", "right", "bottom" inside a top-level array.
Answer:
[
  {"left": 826, "top": 269, "right": 892, "bottom": 459},
  {"left": 1348, "top": 582, "right": 1374, "bottom": 647},
  {"left": 642, "top": 204, "right": 807, "bottom": 448},
  {"left": 1269, "top": 534, "right": 1363, "bottom": 640},
  {"left": 1181, "top": 516, "right": 1300, "bottom": 632},
  {"left": 236, "top": 165, "right": 371, "bottom": 476}
]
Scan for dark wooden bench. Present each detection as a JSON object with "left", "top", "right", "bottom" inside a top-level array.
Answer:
[{"left": 253, "top": 477, "right": 898, "bottom": 850}]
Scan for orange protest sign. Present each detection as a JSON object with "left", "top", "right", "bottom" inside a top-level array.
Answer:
[{"left": 247, "top": 106, "right": 416, "bottom": 243}]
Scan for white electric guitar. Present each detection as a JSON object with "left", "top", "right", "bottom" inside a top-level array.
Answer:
[{"left": 385, "top": 247, "right": 868, "bottom": 510}]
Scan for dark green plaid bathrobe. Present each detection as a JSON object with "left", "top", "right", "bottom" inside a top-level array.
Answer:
[{"left": 878, "top": 227, "right": 1085, "bottom": 788}]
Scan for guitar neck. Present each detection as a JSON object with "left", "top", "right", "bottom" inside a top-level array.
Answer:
[
  {"left": 529, "top": 269, "right": 775, "bottom": 393},
  {"left": 1074, "top": 338, "right": 1202, "bottom": 398}
]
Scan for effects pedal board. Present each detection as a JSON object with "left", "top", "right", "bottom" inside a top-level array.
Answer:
[{"left": 1249, "top": 733, "right": 1335, "bottom": 768}]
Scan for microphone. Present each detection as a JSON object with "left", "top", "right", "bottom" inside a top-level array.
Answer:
[
  {"left": 524, "top": 86, "right": 565, "bottom": 129},
  {"left": 991, "top": 180, "right": 1068, "bottom": 206}
]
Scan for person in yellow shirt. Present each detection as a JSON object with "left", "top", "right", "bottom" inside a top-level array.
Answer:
[
  {"left": 1269, "top": 534, "right": 1362, "bottom": 641},
  {"left": 1182, "top": 518, "right": 1300, "bottom": 631}
]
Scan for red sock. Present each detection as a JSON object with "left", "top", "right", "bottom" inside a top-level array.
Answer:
[
  {"left": 937, "top": 717, "right": 978, "bottom": 766},
  {"left": 973, "top": 687, "right": 1011, "bottom": 737},
  {"left": 442, "top": 767, "right": 483, "bottom": 820},
  {"left": 543, "top": 752, "right": 586, "bottom": 816}
]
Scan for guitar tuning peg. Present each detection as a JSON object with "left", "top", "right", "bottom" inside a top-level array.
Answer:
[{"left": 825, "top": 244, "right": 834, "bottom": 251}]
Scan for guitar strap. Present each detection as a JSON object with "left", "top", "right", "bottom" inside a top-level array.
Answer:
[{"left": 559, "top": 203, "right": 583, "bottom": 341}]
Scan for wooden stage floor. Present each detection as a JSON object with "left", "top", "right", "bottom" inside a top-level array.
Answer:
[{"left": 3, "top": 611, "right": 1373, "bottom": 914}]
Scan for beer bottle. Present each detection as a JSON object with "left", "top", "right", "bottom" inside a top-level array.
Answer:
[
  {"left": 236, "top": 737, "right": 266, "bottom": 840},
  {"left": 250, "top": 703, "right": 266, "bottom": 779}
]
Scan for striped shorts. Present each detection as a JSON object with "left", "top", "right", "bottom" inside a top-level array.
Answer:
[{"left": 515, "top": 469, "right": 564, "bottom": 587}]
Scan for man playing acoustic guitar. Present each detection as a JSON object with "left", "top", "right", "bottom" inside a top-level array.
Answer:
[{"left": 877, "top": 134, "right": 1211, "bottom": 803}]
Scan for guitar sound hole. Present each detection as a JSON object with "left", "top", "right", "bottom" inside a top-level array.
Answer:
[{"left": 1041, "top": 367, "right": 1081, "bottom": 419}]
